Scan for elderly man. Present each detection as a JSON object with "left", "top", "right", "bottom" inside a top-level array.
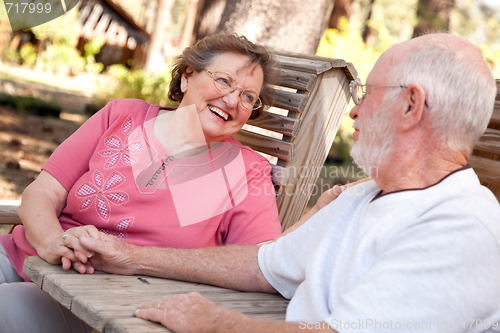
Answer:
[{"left": 79, "top": 33, "right": 500, "bottom": 333}]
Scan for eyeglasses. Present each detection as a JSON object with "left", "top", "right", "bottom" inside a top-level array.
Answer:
[
  {"left": 350, "top": 79, "right": 406, "bottom": 105},
  {"left": 204, "top": 69, "right": 262, "bottom": 110}
]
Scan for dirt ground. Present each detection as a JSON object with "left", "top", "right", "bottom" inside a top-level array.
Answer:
[{"left": 0, "top": 106, "right": 85, "bottom": 200}]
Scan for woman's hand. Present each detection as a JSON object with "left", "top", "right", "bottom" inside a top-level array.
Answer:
[
  {"left": 36, "top": 229, "right": 79, "bottom": 266},
  {"left": 135, "top": 292, "right": 231, "bottom": 333},
  {"left": 60, "top": 225, "right": 101, "bottom": 273}
]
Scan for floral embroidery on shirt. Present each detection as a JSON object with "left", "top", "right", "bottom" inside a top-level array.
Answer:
[
  {"left": 76, "top": 170, "right": 129, "bottom": 222},
  {"left": 99, "top": 217, "right": 134, "bottom": 238},
  {"left": 98, "top": 132, "right": 142, "bottom": 169},
  {"left": 122, "top": 114, "right": 134, "bottom": 135}
]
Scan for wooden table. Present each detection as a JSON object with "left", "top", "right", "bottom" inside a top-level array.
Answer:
[{"left": 23, "top": 256, "right": 289, "bottom": 333}]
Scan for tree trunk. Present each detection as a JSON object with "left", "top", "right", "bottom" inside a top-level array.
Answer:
[
  {"left": 193, "top": 0, "right": 336, "bottom": 54},
  {"left": 412, "top": 0, "right": 456, "bottom": 37},
  {"left": 143, "top": 0, "right": 176, "bottom": 72},
  {"left": 329, "top": 0, "right": 354, "bottom": 30},
  {"left": 35, "top": 38, "right": 46, "bottom": 72},
  {"left": 192, "top": 0, "right": 224, "bottom": 42},
  {"left": 362, "top": 0, "right": 376, "bottom": 47},
  {"left": 180, "top": 0, "right": 202, "bottom": 50}
]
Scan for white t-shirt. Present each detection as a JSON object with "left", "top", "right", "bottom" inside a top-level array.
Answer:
[{"left": 259, "top": 167, "right": 500, "bottom": 332}]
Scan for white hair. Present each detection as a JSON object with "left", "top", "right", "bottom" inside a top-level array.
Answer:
[{"left": 387, "top": 34, "right": 497, "bottom": 153}]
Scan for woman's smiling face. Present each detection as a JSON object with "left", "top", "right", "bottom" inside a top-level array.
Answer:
[{"left": 178, "top": 52, "right": 264, "bottom": 143}]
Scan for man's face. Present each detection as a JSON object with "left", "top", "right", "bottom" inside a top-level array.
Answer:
[
  {"left": 350, "top": 95, "right": 397, "bottom": 177},
  {"left": 349, "top": 52, "right": 400, "bottom": 176}
]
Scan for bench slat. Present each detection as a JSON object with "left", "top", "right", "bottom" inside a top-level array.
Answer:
[
  {"left": 246, "top": 111, "right": 301, "bottom": 137},
  {"left": 275, "top": 51, "right": 358, "bottom": 80},
  {"left": 277, "top": 69, "right": 317, "bottom": 92},
  {"left": 233, "top": 130, "right": 294, "bottom": 162},
  {"left": 0, "top": 200, "right": 21, "bottom": 225},
  {"left": 469, "top": 155, "right": 500, "bottom": 181},
  {"left": 274, "top": 55, "right": 332, "bottom": 75},
  {"left": 473, "top": 128, "right": 500, "bottom": 155},
  {"left": 273, "top": 89, "right": 308, "bottom": 113},
  {"left": 490, "top": 105, "right": 500, "bottom": 128}
]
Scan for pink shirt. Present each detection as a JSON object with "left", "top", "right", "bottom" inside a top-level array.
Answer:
[{"left": 1, "top": 99, "right": 281, "bottom": 280}]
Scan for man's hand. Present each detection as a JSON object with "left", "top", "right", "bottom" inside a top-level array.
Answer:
[
  {"left": 135, "top": 292, "right": 241, "bottom": 333},
  {"left": 79, "top": 233, "right": 139, "bottom": 275},
  {"left": 136, "top": 292, "right": 337, "bottom": 333},
  {"left": 59, "top": 225, "right": 101, "bottom": 274}
]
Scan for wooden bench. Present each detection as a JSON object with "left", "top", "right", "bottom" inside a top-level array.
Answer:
[
  {"left": 236, "top": 51, "right": 356, "bottom": 230},
  {"left": 0, "top": 51, "right": 357, "bottom": 233},
  {"left": 469, "top": 79, "right": 500, "bottom": 203},
  {"left": 0, "top": 200, "right": 21, "bottom": 234}
]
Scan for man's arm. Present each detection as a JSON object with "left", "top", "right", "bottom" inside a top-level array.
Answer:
[
  {"left": 135, "top": 292, "right": 336, "bottom": 333},
  {"left": 80, "top": 234, "right": 275, "bottom": 293}
]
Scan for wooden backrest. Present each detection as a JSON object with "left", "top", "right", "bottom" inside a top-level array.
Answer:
[
  {"left": 0, "top": 52, "right": 357, "bottom": 233},
  {"left": 469, "top": 79, "right": 500, "bottom": 203},
  {"left": 234, "top": 51, "right": 356, "bottom": 230},
  {"left": 0, "top": 200, "right": 21, "bottom": 234}
]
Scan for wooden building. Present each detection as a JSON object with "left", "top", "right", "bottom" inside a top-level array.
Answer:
[{"left": 75, "top": 0, "right": 150, "bottom": 68}]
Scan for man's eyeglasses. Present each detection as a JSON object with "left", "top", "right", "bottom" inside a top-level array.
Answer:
[
  {"left": 349, "top": 79, "right": 429, "bottom": 108},
  {"left": 349, "top": 79, "right": 405, "bottom": 105},
  {"left": 204, "top": 69, "right": 262, "bottom": 110}
]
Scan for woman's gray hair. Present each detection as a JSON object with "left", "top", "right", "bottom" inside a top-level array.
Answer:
[
  {"left": 387, "top": 33, "right": 497, "bottom": 153},
  {"left": 168, "top": 33, "right": 278, "bottom": 119}
]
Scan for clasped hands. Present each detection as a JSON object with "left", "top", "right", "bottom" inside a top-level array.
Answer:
[
  {"left": 52, "top": 225, "right": 99, "bottom": 274},
  {"left": 44, "top": 225, "right": 132, "bottom": 275}
]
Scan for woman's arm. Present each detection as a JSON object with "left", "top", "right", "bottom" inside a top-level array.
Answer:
[{"left": 18, "top": 171, "right": 98, "bottom": 272}]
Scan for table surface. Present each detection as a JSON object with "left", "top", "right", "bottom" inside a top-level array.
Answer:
[{"left": 23, "top": 256, "right": 289, "bottom": 333}]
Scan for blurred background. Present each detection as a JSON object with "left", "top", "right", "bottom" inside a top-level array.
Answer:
[{"left": 0, "top": 0, "right": 498, "bottom": 206}]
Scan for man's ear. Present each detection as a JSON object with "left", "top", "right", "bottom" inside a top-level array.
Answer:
[{"left": 400, "top": 83, "right": 426, "bottom": 131}]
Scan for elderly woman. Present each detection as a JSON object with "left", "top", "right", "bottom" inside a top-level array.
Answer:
[{"left": 0, "top": 33, "right": 282, "bottom": 332}]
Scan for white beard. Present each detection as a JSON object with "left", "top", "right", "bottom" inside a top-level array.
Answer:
[{"left": 350, "top": 99, "right": 397, "bottom": 177}]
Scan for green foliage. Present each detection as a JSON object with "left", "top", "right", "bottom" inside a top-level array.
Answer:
[
  {"left": 31, "top": 8, "right": 80, "bottom": 46},
  {"left": 452, "top": 0, "right": 500, "bottom": 78},
  {"left": 479, "top": 44, "right": 500, "bottom": 78},
  {"left": 171, "top": 0, "right": 190, "bottom": 37},
  {"left": 317, "top": 0, "right": 500, "bottom": 163},
  {"left": 84, "top": 37, "right": 106, "bottom": 61},
  {"left": 83, "top": 37, "right": 106, "bottom": 74},
  {"left": 317, "top": 19, "right": 384, "bottom": 81},
  {"left": 316, "top": 18, "right": 387, "bottom": 162},
  {"left": 3, "top": 47, "right": 20, "bottom": 64},
  {"left": 93, "top": 65, "right": 176, "bottom": 112},
  {"left": 19, "top": 43, "right": 37, "bottom": 67},
  {"left": 40, "top": 43, "right": 85, "bottom": 72}
]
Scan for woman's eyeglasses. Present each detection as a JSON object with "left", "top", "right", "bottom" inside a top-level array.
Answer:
[{"left": 205, "top": 69, "right": 262, "bottom": 110}]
